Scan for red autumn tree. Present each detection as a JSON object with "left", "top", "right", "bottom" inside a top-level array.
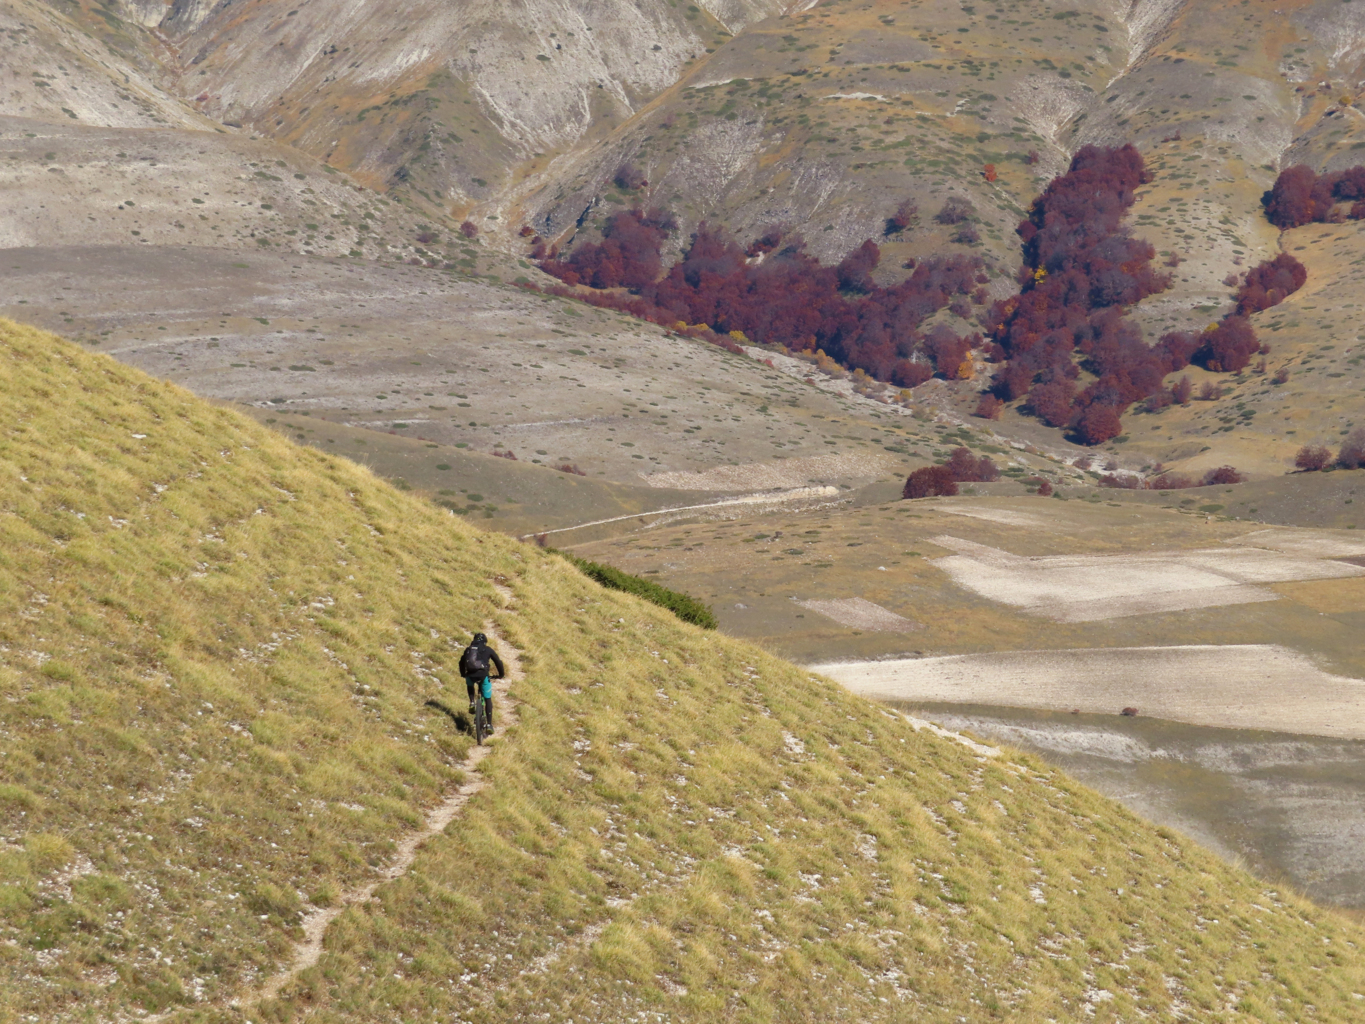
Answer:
[
  {"left": 974, "top": 393, "right": 1004, "bottom": 419},
  {"left": 945, "top": 447, "right": 1000, "bottom": 482},
  {"left": 1338, "top": 428, "right": 1365, "bottom": 469},
  {"left": 1074, "top": 404, "right": 1123, "bottom": 446},
  {"left": 1202, "top": 466, "right": 1244, "bottom": 485},
  {"left": 1295, "top": 444, "right": 1332, "bottom": 472},
  {"left": 903, "top": 465, "right": 959, "bottom": 499},
  {"left": 1195, "top": 316, "right": 1259, "bottom": 373},
  {"left": 1234, "top": 253, "right": 1307, "bottom": 315}
]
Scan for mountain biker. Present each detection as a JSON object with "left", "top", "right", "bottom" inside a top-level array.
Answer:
[{"left": 459, "top": 632, "right": 505, "bottom": 728}]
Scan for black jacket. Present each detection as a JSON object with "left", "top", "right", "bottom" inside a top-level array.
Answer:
[{"left": 462, "top": 642, "right": 505, "bottom": 679}]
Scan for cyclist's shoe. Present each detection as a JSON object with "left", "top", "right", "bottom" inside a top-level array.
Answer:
[{"left": 468, "top": 703, "right": 477, "bottom": 716}]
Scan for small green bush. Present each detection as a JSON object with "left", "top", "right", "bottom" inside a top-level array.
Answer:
[{"left": 559, "top": 553, "right": 716, "bottom": 629}]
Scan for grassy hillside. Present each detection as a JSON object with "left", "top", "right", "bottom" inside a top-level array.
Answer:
[{"left": 1, "top": 318, "right": 1364, "bottom": 1023}]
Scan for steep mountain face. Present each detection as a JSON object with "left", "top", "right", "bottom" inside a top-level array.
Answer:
[
  {"left": 512, "top": 0, "right": 1365, "bottom": 314},
  {"left": 96, "top": 0, "right": 812, "bottom": 215},
  {"left": 0, "top": 0, "right": 206, "bottom": 130},
  {"left": 5, "top": 0, "right": 1365, "bottom": 478}
]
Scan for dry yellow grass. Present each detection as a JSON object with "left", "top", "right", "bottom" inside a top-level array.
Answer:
[{"left": 1, "top": 317, "right": 1364, "bottom": 1023}]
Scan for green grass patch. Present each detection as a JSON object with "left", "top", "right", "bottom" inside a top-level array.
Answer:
[{"left": 558, "top": 552, "right": 717, "bottom": 629}]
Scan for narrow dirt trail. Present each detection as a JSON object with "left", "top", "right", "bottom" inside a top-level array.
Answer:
[
  {"left": 251, "top": 609, "right": 523, "bottom": 1005},
  {"left": 149, "top": 587, "right": 523, "bottom": 1021}
]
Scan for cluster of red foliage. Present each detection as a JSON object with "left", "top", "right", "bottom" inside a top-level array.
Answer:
[
  {"left": 554, "top": 463, "right": 587, "bottom": 476},
  {"left": 492, "top": 449, "right": 517, "bottom": 460},
  {"left": 902, "top": 465, "right": 957, "bottom": 498},
  {"left": 1153, "top": 252, "right": 1304, "bottom": 375},
  {"left": 1234, "top": 253, "right": 1307, "bottom": 314},
  {"left": 984, "top": 145, "right": 1178, "bottom": 445},
  {"left": 1263, "top": 165, "right": 1365, "bottom": 228},
  {"left": 944, "top": 446, "right": 1000, "bottom": 482},
  {"left": 902, "top": 447, "right": 1000, "bottom": 499},
  {"left": 459, "top": 220, "right": 479, "bottom": 239},
  {"left": 537, "top": 210, "right": 986, "bottom": 387},
  {"left": 1099, "top": 465, "right": 1244, "bottom": 490},
  {"left": 540, "top": 208, "right": 677, "bottom": 290},
  {"left": 1297, "top": 429, "right": 1365, "bottom": 471},
  {"left": 982, "top": 145, "right": 1310, "bottom": 443}
]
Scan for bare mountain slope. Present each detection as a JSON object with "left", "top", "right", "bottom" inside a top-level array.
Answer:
[
  {"left": 97, "top": 0, "right": 814, "bottom": 214},
  {"left": 511, "top": 0, "right": 1365, "bottom": 303},
  {"left": 1, "top": 0, "right": 208, "bottom": 129}
]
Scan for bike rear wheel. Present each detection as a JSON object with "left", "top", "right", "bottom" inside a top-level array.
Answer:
[{"left": 474, "top": 696, "right": 488, "bottom": 745}]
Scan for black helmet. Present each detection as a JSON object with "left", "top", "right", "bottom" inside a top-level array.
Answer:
[{"left": 472, "top": 632, "right": 487, "bottom": 645}]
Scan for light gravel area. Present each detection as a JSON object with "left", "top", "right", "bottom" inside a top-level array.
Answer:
[
  {"left": 929, "top": 534, "right": 1365, "bottom": 622},
  {"left": 794, "top": 597, "right": 919, "bottom": 633},
  {"left": 816, "top": 644, "right": 1365, "bottom": 740}
]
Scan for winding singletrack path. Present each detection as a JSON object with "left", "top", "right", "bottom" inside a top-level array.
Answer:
[{"left": 148, "top": 586, "right": 522, "bottom": 1021}]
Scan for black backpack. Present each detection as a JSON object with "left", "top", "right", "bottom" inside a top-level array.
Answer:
[{"left": 459, "top": 643, "right": 489, "bottom": 678}]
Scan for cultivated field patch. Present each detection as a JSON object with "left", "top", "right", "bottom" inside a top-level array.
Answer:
[
  {"left": 930, "top": 534, "right": 1365, "bottom": 622},
  {"left": 938, "top": 506, "right": 1053, "bottom": 528},
  {"left": 794, "top": 596, "right": 919, "bottom": 633},
  {"left": 817, "top": 644, "right": 1365, "bottom": 740}
]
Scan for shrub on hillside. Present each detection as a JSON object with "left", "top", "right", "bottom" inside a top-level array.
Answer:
[
  {"left": 944, "top": 446, "right": 999, "bottom": 482},
  {"left": 561, "top": 554, "right": 716, "bottom": 629},
  {"left": 974, "top": 393, "right": 1004, "bottom": 419},
  {"left": 459, "top": 220, "right": 479, "bottom": 238},
  {"left": 935, "top": 196, "right": 975, "bottom": 224},
  {"left": 1234, "top": 253, "right": 1307, "bottom": 315},
  {"left": 1263, "top": 164, "right": 1365, "bottom": 228},
  {"left": 1203, "top": 465, "right": 1245, "bottom": 485},
  {"left": 903, "top": 465, "right": 958, "bottom": 499},
  {"left": 1338, "top": 427, "right": 1365, "bottom": 470},
  {"left": 885, "top": 200, "right": 916, "bottom": 235},
  {"left": 1295, "top": 444, "right": 1332, "bottom": 472},
  {"left": 613, "top": 162, "right": 647, "bottom": 190}
]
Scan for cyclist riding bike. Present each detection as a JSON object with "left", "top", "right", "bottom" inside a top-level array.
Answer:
[{"left": 458, "top": 632, "right": 505, "bottom": 730}]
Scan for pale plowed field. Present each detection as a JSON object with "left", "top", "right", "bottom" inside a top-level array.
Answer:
[{"left": 816, "top": 644, "right": 1365, "bottom": 740}]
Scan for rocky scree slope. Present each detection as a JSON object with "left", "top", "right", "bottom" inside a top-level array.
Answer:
[{"left": 1, "top": 317, "right": 1364, "bottom": 1022}]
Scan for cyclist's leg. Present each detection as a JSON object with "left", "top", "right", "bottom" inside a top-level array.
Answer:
[{"left": 465, "top": 675, "right": 477, "bottom": 714}]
